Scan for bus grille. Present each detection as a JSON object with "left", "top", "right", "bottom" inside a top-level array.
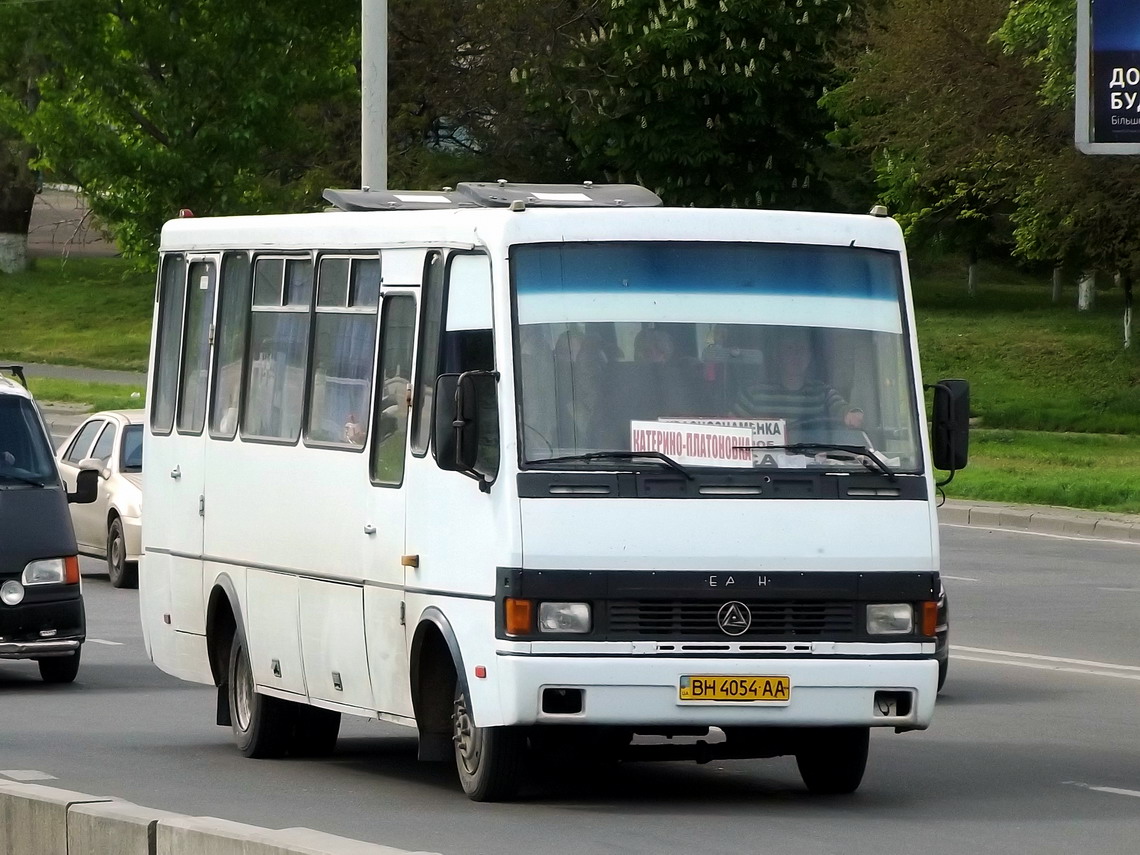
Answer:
[{"left": 607, "top": 600, "right": 858, "bottom": 639}]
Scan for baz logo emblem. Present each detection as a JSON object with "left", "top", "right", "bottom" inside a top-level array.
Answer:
[{"left": 717, "top": 601, "right": 752, "bottom": 636}]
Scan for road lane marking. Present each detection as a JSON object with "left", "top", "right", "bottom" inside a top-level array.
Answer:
[
  {"left": 1, "top": 770, "right": 57, "bottom": 781},
  {"left": 1065, "top": 781, "right": 1140, "bottom": 799},
  {"left": 952, "top": 645, "right": 1140, "bottom": 681},
  {"left": 1097, "top": 587, "right": 1140, "bottom": 594},
  {"left": 940, "top": 522, "right": 1140, "bottom": 548},
  {"left": 86, "top": 638, "right": 123, "bottom": 646},
  {"left": 941, "top": 575, "right": 979, "bottom": 582}
]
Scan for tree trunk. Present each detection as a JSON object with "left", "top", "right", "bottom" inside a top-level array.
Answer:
[
  {"left": 1123, "top": 272, "right": 1134, "bottom": 349},
  {"left": 1078, "top": 271, "right": 1096, "bottom": 311},
  {"left": 0, "top": 137, "right": 37, "bottom": 275},
  {"left": 1052, "top": 266, "right": 1063, "bottom": 303},
  {"left": 966, "top": 248, "right": 978, "bottom": 297}
]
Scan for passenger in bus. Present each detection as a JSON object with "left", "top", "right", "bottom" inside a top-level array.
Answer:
[
  {"left": 734, "top": 328, "right": 863, "bottom": 430},
  {"left": 552, "top": 327, "right": 607, "bottom": 449}
]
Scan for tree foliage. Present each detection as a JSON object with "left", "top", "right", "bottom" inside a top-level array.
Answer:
[
  {"left": 527, "top": 0, "right": 857, "bottom": 209},
  {"left": 3, "top": 0, "right": 360, "bottom": 258}
]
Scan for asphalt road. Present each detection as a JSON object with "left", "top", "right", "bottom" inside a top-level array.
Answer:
[{"left": 2, "top": 525, "right": 1138, "bottom": 855}]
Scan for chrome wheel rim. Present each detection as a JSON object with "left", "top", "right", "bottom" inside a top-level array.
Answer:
[
  {"left": 453, "top": 691, "right": 482, "bottom": 775},
  {"left": 234, "top": 643, "right": 253, "bottom": 731},
  {"left": 110, "top": 529, "right": 123, "bottom": 572}
]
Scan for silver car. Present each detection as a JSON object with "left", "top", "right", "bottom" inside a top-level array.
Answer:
[{"left": 55, "top": 410, "right": 144, "bottom": 588}]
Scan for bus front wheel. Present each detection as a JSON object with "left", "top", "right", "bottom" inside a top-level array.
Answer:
[
  {"left": 227, "top": 631, "right": 293, "bottom": 758},
  {"left": 794, "top": 726, "right": 869, "bottom": 795},
  {"left": 452, "top": 684, "right": 526, "bottom": 801}
]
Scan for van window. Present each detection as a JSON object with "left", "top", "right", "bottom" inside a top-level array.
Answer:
[
  {"left": 0, "top": 396, "right": 57, "bottom": 483},
  {"left": 209, "top": 252, "right": 252, "bottom": 439},
  {"left": 151, "top": 254, "right": 186, "bottom": 434}
]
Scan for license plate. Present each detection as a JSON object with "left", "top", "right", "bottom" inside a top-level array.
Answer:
[{"left": 679, "top": 675, "right": 791, "bottom": 702}]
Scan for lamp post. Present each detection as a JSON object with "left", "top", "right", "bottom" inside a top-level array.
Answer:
[{"left": 361, "top": 0, "right": 387, "bottom": 190}]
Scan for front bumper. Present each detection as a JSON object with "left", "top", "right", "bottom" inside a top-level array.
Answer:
[
  {"left": 0, "top": 591, "right": 85, "bottom": 660},
  {"left": 492, "top": 652, "right": 939, "bottom": 730}
]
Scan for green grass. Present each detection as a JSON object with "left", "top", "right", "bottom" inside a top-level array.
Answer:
[
  {"left": 945, "top": 429, "right": 1140, "bottom": 514},
  {"left": 4, "top": 254, "right": 1139, "bottom": 514},
  {"left": 0, "top": 257, "right": 153, "bottom": 371},
  {"left": 25, "top": 378, "right": 146, "bottom": 414},
  {"left": 912, "top": 260, "right": 1140, "bottom": 434}
]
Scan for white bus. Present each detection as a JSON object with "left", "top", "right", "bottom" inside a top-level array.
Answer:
[{"left": 141, "top": 182, "right": 969, "bottom": 801}]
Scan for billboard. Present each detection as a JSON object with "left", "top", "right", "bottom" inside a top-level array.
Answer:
[{"left": 1077, "top": 0, "right": 1140, "bottom": 153}]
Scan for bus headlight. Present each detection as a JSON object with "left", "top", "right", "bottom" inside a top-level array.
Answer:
[
  {"left": 538, "top": 602, "right": 592, "bottom": 634},
  {"left": 1, "top": 580, "right": 24, "bottom": 605},
  {"left": 866, "top": 603, "right": 913, "bottom": 635}
]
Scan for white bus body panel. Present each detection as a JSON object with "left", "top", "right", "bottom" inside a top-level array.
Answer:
[{"left": 518, "top": 499, "right": 937, "bottom": 572}]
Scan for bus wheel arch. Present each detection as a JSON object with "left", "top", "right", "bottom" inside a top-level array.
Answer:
[
  {"left": 410, "top": 609, "right": 465, "bottom": 762},
  {"left": 205, "top": 576, "right": 242, "bottom": 725}
]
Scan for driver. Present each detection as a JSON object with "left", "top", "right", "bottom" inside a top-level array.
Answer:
[{"left": 733, "top": 327, "right": 863, "bottom": 430}]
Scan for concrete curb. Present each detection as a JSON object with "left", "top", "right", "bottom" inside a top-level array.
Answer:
[
  {"left": 939, "top": 499, "right": 1140, "bottom": 543},
  {"left": 0, "top": 781, "right": 439, "bottom": 855}
]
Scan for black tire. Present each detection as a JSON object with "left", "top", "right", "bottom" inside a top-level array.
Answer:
[
  {"left": 107, "top": 516, "right": 138, "bottom": 589},
  {"left": 937, "top": 658, "right": 948, "bottom": 693},
  {"left": 453, "top": 684, "right": 526, "bottom": 801},
  {"left": 289, "top": 705, "right": 342, "bottom": 757},
  {"left": 227, "top": 631, "right": 294, "bottom": 758},
  {"left": 795, "top": 727, "right": 869, "bottom": 795},
  {"left": 39, "top": 649, "right": 81, "bottom": 684}
]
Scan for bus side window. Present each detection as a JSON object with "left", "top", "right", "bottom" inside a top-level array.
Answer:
[
  {"left": 410, "top": 252, "right": 444, "bottom": 455},
  {"left": 371, "top": 295, "right": 416, "bottom": 484},
  {"left": 151, "top": 253, "right": 187, "bottom": 435},
  {"left": 242, "top": 257, "right": 313, "bottom": 442},
  {"left": 209, "top": 252, "right": 252, "bottom": 439},
  {"left": 176, "top": 260, "right": 217, "bottom": 435},
  {"left": 307, "top": 256, "right": 380, "bottom": 447}
]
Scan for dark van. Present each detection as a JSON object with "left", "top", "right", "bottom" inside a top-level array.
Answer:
[{"left": 0, "top": 366, "right": 97, "bottom": 683}]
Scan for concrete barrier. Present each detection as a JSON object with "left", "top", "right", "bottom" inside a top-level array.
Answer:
[
  {"left": 0, "top": 782, "right": 439, "bottom": 855},
  {"left": 0, "top": 782, "right": 112, "bottom": 855},
  {"left": 69, "top": 800, "right": 184, "bottom": 855}
]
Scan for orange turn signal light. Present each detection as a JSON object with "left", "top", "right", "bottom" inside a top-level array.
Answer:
[
  {"left": 921, "top": 600, "right": 938, "bottom": 637},
  {"left": 64, "top": 556, "right": 81, "bottom": 585},
  {"left": 505, "top": 598, "right": 533, "bottom": 637}
]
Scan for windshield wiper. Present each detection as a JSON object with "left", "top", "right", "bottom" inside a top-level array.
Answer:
[
  {"left": 529, "top": 451, "right": 694, "bottom": 480},
  {"left": 0, "top": 472, "right": 47, "bottom": 487},
  {"left": 737, "top": 443, "right": 897, "bottom": 480}
]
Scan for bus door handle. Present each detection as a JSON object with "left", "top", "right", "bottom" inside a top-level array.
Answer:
[{"left": 170, "top": 465, "right": 181, "bottom": 480}]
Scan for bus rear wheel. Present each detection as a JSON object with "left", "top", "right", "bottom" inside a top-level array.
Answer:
[
  {"left": 794, "top": 727, "right": 869, "bottom": 795},
  {"left": 452, "top": 684, "right": 526, "bottom": 801},
  {"left": 227, "top": 631, "right": 293, "bottom": 758}
]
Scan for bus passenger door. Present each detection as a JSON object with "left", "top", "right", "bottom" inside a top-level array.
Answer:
[
  {"left": 145, "top": 256, "right": 216, "bottom": 644},
  {"left": 363, "top": 292, "right": 417, "bottom": 718}
]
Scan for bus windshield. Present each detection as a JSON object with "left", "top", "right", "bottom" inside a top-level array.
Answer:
[{"left": 512, "top": 241, "right": 922, "bottom": 473}]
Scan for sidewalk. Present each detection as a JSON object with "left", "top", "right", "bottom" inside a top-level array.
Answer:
[{"left": 939, "top": 498, "right": 1140, "bottom": 542}]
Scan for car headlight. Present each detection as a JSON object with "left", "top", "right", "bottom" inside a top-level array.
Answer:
[
  {"left": 866, "top": 603, "right": 914, "bottom": 635},
  {"left": 1, "top": 580, "right": 24, "bottom": 605},
  {"left": 23, "top": 556, "right": 80, "bottom": 585},
  {"left": 538, "top": 602, "right": 592, "bottom": 634}
]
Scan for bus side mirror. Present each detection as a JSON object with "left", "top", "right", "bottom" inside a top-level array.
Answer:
[
  {"left": 433, "top": 373, "right": 463, "bottom": 471},
  {"left": 69, "top": 467, "right": 99, "bottom": 504},
  {"left": 432, "top": 371, "right": 500, "bottom": 488},
  {"left": 930, "top": 378, "right": 969, "bottom": 473}
]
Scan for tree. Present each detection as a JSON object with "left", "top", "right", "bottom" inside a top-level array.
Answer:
[
  {"left": 525, "top": 0, "right": 857, "bottom": 209},
  {"left": 6, "top": 0, "right": 360, "bottom": 259},
  {"left": 825, "top": 0, "right": 1051, "bottom": 292},
  {"left": 386, "top": 0, "right": 586, "bottom": 190},
  {"left": 0, "top": 12, "right": 41, "bottom": 273}
]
